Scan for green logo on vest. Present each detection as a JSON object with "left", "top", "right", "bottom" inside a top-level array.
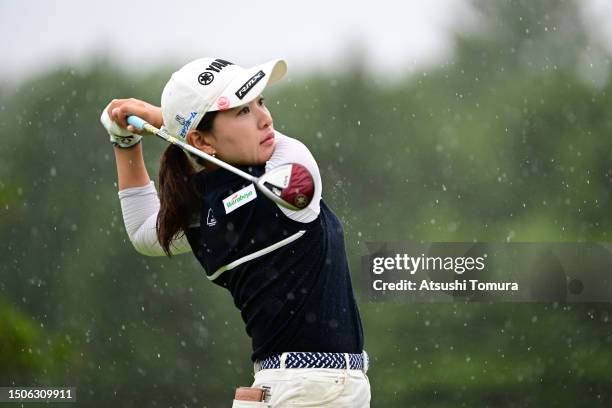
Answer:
[{"left": 225, "top": 190, "right": 254, "bottom": 209}]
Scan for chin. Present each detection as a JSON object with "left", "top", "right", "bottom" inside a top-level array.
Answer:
[
  {"left": 261, "top": 151, "right": 274, "bottom": 163},
  {"left": 261, "top": 142, "right": 276, "bottom": 162}
]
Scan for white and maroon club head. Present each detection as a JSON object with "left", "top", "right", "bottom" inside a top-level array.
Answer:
[{"left": 257, "top": 163, "right": 314, "bottom": 211}]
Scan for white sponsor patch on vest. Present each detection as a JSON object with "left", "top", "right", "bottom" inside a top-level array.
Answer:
[{"left": 222, "top": 184, "right": 257, "bottom": 214}]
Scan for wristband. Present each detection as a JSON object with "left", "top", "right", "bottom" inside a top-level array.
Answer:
[{"left": 112, "top": 137, "right": 142, "bottom": 149}]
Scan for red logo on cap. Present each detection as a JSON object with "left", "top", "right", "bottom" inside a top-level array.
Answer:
[{"left": 217, "top": 96, "right": 230, "bottom": 110}]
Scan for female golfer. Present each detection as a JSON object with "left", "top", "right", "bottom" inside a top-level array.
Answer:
[{"left": 101, "top": 57, "right": 370, "bottom": 407}]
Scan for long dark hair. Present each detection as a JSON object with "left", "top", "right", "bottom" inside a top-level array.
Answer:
[{"left": 157, "top": 111, "right": 218, "bottom": 256}]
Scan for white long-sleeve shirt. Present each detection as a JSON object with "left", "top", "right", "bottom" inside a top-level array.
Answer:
[{"left": 118, "top": 132, "right": 322, "bottom": 256}]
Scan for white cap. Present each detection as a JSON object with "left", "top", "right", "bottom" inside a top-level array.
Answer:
[{"left": 161, "top": 58, "right": 287, "bottom": 140}]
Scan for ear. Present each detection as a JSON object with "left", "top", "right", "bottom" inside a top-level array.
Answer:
[{"left": 186, "top": 129, "right": 216, "bottom": 156}]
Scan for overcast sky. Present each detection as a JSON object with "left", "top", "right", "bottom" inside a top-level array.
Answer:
[
  {"left": 1, "top": 0, "right": 477, "bottom": 83},
  {"left": 1, "top": 0, "right": 611, "bottom": 85}
]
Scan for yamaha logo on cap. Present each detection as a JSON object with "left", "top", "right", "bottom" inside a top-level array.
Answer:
[
  {"left": 198, "top": 72, "right": 214, "bottom": 86},
  {"left": 197, "top": 59, "right": 235, "bottom": 86}
]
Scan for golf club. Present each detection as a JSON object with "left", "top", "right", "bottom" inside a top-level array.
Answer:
[{"left": 126, "top": 115, "right": 314, "bottom": 211}]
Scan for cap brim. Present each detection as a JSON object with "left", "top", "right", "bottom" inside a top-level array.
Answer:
[{"left": 209, "top": 59, "right": 287, "bottom": 112}]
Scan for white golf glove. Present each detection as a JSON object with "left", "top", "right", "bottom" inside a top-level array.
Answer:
[{"left": 100, "top": 103, "right": 142, "bottom": 148}]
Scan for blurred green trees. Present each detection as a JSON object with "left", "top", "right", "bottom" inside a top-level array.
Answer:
[{"left": 1, "top": 0, "right": 611, "bottom": 406}]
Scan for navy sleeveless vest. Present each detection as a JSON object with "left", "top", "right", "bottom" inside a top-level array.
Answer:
[{"left": 184, "top": 166, "right": 364, "bottom": 361}]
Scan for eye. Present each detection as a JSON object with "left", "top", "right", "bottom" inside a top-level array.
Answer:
[
  {"left": 258, "top": 97, "right": 265, "bottom": 106},
  {"left": 237, "top": 106, "right": 249, "bottom": 116}
]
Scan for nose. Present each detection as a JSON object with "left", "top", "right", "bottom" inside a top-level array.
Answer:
[{"left": 256, "top": 103, "right": 272, "bottom": 129}]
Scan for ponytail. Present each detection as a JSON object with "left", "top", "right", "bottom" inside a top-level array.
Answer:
[
  {"left": 156, "top": 110, "right": 218, "bottom": 257},
  {"left": 157, "top": 144, "right": 201, "bottom": 256}
]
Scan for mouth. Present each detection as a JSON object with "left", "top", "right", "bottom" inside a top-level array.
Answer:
[{"left": 260, "top": 131, "right": 275, "bottom": 146}]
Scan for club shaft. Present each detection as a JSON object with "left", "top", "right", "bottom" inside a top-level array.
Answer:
[{"left": 130, "top": 117, "right": 258, "bottom": 183}]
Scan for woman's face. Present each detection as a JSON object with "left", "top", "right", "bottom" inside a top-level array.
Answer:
[{"left": 204, "top": 95, "right": 276, "bottom": 166}]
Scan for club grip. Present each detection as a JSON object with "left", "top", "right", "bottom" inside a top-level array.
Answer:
[{"left": 127, "top": 115, "right": 147, "bottom": 131}]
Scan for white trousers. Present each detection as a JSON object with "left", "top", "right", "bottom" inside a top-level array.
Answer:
[{"left": 231, "top": 367, "right": 371, "bottom": 407}]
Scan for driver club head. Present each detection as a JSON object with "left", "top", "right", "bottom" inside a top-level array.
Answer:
[{"left": 257, "top": 163, "right": 315, "bottom": 211}]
